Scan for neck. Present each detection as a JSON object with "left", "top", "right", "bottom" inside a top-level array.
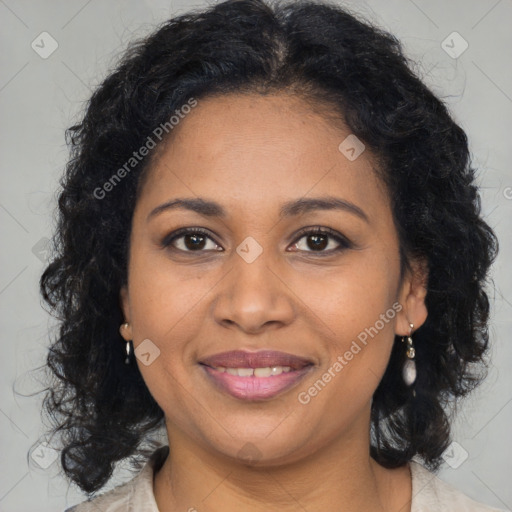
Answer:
[{"left": 153, "top": 418, "right": 412, "bottom": 512}]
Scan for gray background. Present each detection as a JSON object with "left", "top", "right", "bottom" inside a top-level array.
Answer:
[{"left": 0, "top": 0, "right": 511, "bottom": 510}]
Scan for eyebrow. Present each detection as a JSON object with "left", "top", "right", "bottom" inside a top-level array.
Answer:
[{"left": 147, "top": 196, "right": 369, "bottom": 223}]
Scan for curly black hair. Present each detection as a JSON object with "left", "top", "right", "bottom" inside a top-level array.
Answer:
[{"left": 36, "top": 0, "right": 498, "bottom": 495}]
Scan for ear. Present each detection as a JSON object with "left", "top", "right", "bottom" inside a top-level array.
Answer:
[
  {"left": 119, "top": 285, "right": 133, "bottom": 341},
  {"left": 395, "top": 257, "right": 428, "bottom": 335}
]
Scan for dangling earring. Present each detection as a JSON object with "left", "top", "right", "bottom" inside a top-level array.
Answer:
[
  {"left": 402, "top": 322, "right": 416, "bottom": 388},
  {"left": 120, "top": 323, "right": 133, "bottom": 365},
  {"left": 124, "top": 339, "right": 134, "bottom": 365}
]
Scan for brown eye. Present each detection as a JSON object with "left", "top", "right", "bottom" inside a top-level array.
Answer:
[
  {"left": 162, "top": 228, "right": 222, "bottom": 252},
  {"left": 183, "top": 233, "right": 207, "bottom": 250},
  {"left": 305, "top": 233, "right": 329, "bottom": 251},
  {"left": 290, "top": 227, "right": 352, "bottom": 254}
]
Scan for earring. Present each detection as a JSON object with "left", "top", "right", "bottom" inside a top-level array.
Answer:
[
  {"left": 124, "top": 339, "right": 134, "bottom": 365},
  {"left": 119, "top": 323, "right": 133, "bottom": 365},
  {"left": 402, "top": 323, "right": 416, "bottom": 387}
]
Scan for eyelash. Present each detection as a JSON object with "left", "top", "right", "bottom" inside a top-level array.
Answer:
[{"left": 161, "top": 226, "right": 353, "bottom": 256}]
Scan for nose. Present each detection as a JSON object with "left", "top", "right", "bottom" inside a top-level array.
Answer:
[{"left": 211, "top": 249, "right": 296, "bottom": 334}]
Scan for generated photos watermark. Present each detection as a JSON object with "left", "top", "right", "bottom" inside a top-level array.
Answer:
[
  {"left": 297, "top": 301, "right": 403, "bottom": 404},
  {"left": 93, "top": 97, "right": 198, "bottom": 200}
]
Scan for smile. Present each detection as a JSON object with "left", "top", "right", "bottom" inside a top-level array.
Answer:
[{"left": 199, "top": 349, "right": 314, "bottom": 400}]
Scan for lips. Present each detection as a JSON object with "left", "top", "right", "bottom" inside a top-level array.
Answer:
[
  {"left": 199, "top": 350, "right": 313, "bottom": 371},
  {"left": 199, "top": 350, "right": 315, "bottom": 400}
]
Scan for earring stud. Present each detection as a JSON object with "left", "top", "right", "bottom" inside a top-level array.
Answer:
[{"left": 119, "top": 322, "right": 129, "bottom": 336}]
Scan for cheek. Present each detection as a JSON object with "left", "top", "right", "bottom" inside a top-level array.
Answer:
[
  {"left": 303, "top": 254, "right": 400, "bottom": 339},
  {"left": 298, "top": 252, "right": 400, "bottom": 396},
  {"left": 125, "top": 253, "right": 212, "bottom": 402},
  {"left": 127, "top": 248, "right": 207, "bottom": 336},
  {"left": 126, "top": 256, "right": 208, "bottom": 426}
]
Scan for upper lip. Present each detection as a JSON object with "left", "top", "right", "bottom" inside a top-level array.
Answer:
[{"left": 200, "top": 350, "right": 314, "bottom": 370}]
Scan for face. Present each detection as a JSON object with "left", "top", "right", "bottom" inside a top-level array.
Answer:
[{"left": 120, "top": 92, "right": 427, "bottom": 465}]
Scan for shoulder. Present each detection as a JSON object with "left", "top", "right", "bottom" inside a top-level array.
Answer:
[
  {"left": 64, "top": 445, "right": 169, "bottom": 512},
  {"left": 410, "top": 460, "right": 506, "bottom": 512}
]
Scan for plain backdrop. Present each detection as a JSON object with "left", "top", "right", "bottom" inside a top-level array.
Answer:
[{"left": 0, "top": 0, "right": 511, "bottom": 511}]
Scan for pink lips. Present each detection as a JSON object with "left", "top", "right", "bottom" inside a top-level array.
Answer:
[
  {"left": 199, "top": 350, "right": 314, "bottom": 401},
  {"left": 201, "top": 350, "right": 313, "bottom": 370}
]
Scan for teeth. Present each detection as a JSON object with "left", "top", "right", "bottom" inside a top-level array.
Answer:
[
  {"left": 213, "top": 366, "right": 292, "bottom": 377},
  {"left": 237, "top": 368, "right": 254, "bottom": 377},
  {"left": 254, "top": 367, "right": 272, "bottom": 377}
]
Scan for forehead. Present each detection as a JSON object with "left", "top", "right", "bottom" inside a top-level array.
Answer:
[{"left": 136, "top": 92, "right": 388, "bottom": 221}]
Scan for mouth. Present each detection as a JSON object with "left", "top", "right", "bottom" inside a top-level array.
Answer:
[{"left": 199, "top": 350, "right": 315, "bottom": 401}]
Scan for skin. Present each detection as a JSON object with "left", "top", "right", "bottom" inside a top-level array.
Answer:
[{"left": 119, "top": 92, "right": 428, "bottom": 512}]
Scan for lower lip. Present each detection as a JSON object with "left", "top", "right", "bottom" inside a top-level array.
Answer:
[{"left": 201, "top": 364, "right": 313, "bottom": 401}]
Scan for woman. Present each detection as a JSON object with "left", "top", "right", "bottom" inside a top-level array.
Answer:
[{"left": 38, "top": 0, "right": 503, "bottom": 510}]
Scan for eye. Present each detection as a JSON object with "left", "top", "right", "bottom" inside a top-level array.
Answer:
[
  {"left": 161, "top": 228, "right": 222, "bottom": 252},
  {"left": 289, "top": 227, "right": 352, "bottom": 255},
  {"left": 161, "top": 226, "right": 352, "bottom": 255}
]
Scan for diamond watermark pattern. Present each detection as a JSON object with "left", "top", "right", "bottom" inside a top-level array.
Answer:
[
  {"left": 338, "top": 134, "right": 365, "bottom": 161},
  {"left": 31, "top": 236, "right": 50, "bottom": 263},
  {"left": 31, "top": 32, "right": 59, "bottom": 59},
  {"left": 441, "top": 441, "right": 469, "bottom": 469},
  {"left": 135, "top": 338, "right": 161, "bottom": 366},
  {"left": 31, "top": 441, "right": 59, "bottom": 469},
  {"left": 236, "top": 236, "right": 263, "bottom": 263},
  {"left": 237, "top": 442, "right": 263, "bottom": 463},
  {"left": 441, "top": 32, "right": 469, "bottom": 59}
]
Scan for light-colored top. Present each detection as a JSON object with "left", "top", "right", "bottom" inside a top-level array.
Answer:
[{"left": 64, "top": 445, "right": 506, "bottom": 512}]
